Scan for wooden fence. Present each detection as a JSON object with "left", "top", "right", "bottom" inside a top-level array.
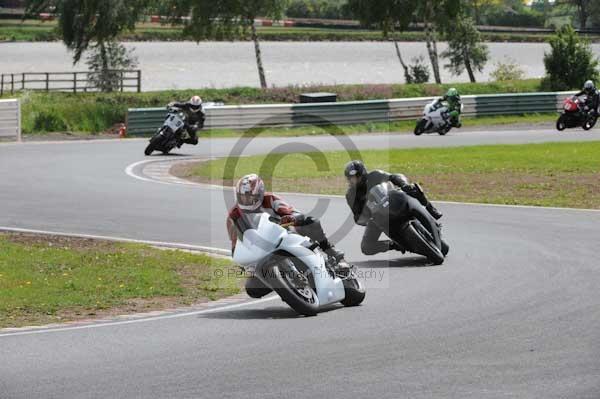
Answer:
[{"left": 0, "top": 70, "right": 142, "bottom": 95}]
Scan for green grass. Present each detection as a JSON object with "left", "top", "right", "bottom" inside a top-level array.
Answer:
[
  {"left": 0, "top": 233, "right": 240, "bottom": 328},
  {"left": 1, "top": 19, "right": 597, "bottom": 43},
  {"left": 2, "top": 80, "right": 544, "bottom": 135},
  {"left": 180, "top": 141, "right": 600, "bottom": 209}
]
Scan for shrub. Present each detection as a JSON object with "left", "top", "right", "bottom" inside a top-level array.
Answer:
[
  {"left": 541, "top": 25, "right": 599, "bottom": 91},
  {"left": 490, "top": 58, "right": 526, "bottom": 81},
  {"left": 406, "top": 56, "right": 430, "bottom": 84}
]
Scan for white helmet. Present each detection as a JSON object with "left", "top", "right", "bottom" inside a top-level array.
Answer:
[
  {"left": 235, "top": 174, "right": 265, "bottom": 211},
  {"left": 584, "top": 80, "right": 595, "bottom": 91},
  {"left": 189, "top": 95, "right": 203, "bottom": 112}
]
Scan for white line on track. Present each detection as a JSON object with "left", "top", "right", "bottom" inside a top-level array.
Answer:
[
  {"left": 125, "top": 159, "right": 600, "bottom": 214},
  {"left": 0, "top": 296, "right": 278, "bottom": 338},
  {"left": 0, "top": 226, "right": 231, "bottom": 256}
]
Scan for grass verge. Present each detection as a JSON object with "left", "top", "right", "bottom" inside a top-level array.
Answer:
[
  {"left": 1, "top": 20, "right": 599, "bottom": 43},
  {"left": 0, "top": 232, "right": 241, "bottom": 328},
  {"left": 1, "top": 80, "right": 544, "bottom": 135},
  {"left": 175, "top": 141, "right": 600, "bottom": 209}
]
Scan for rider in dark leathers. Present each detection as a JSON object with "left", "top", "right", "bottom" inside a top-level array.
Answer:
[
  {"left": 344, "top": 160, "right": 443, "bottom": 256},
  {"left": 574, "top": 80, "right": 600, "bottom": 117},
  {"left": 167, "top": 95, "right": 205, "bottom": 145}
]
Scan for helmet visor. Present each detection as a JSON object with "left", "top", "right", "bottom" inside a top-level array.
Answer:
[{"left": 238, "top": 192, "right": 260, "bottom": 207}]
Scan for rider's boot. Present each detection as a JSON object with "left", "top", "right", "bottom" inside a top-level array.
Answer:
[
  {"left": 388, "top": 241, "right": 406, "bottom": 253},
  {"left": 426, "top": 203, "right": 443, "bottom": 220}
]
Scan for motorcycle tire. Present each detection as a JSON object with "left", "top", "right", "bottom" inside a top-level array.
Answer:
[
  {"left": 556, "top": 115, "right": 567, "bottom": 131},
  {"left": 414, "top": 119, "right": 427, "bottom": 136},
  {"left": 144, "top": 131, "right": 165, "bottom": 156},
  {"left": 403, "top": 220, "right": 445, "bottom": 265},
  {"left": 245, "top": 276, "right": 273, "bottom": 299},
  {"left": 438, "top": 125, "right": 451, "bottom": 136},
  {"left": 583, "top": 115, "right": 596, "bottom": 131},
  {"left": 265, "top": 259, "right": 319, "bottom": 316},
  {"left": 341, "top": 277, "right": 366, "bottom": 307}
]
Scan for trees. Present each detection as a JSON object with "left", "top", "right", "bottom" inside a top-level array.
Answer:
[
  {"left": 541, "top": 25, "right": 599, "bottom": 90},
  {"left": 169, "top": 0, "right": 287, "bottom": 89},
  {"left": 26, "top": 0, "right": 147, "bottom": 63},
  {"left": 415, "top": 0, "right": 461, "bottom": 84},
  {"left": 441, "top": 15, "right": 489, "bottom": 83},
  {"left": 86, "top": 42, "right": 138, "bottom": 92},
  {"left": 348, "top": 0, "right": 418, "bottom": 83},
  {"left": 25, "top": 0, "right": 146, "bottom": 92},
  {"left": 559, "top": 0, "right": 591, "bottom": 29}
]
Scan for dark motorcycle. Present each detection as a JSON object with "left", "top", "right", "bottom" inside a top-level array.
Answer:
[
  {"left": 556, "top": 96, "right": 597, "bottom": 131},
  {"left": 144, "top": 107, "right": 192, "bottom": 156},
  {"left": 366, "top": 182, "right": 449, "bottom": 265}
]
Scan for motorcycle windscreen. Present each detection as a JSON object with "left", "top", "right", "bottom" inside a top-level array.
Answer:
[{"left": 233, "top": 212, "right": 286, "bottom": 265}]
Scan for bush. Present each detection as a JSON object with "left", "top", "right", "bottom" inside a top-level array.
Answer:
[
  {"left": 285, "top": 0, "right": 352, "bottom": 20},
  {"left": 405, "top": 56, "right": 430, "bottom": 84},
  {"left": 541, "top": 25, "right": 599, "bottom": 91},
  {"left": 490, "top": 58, "right": 525, "bottom": 81},
  {"left": 31, "top": 111, "right": 68, "bottom": 132}
]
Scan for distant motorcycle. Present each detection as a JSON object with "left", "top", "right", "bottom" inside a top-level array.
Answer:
[
  {"left": 414, "top": 99, "right": 463, "bottom": 136},
  {"left": 144, "top": 107, "right": 193, "bottom": 156},
  {"left": 233, "top": 212, "right": 365, "bottom": 316},
  {"left": 556, "top": 95, "right": 597, "bottom": 131},
  {"left": 366, "top": 182, "right": 449, "bottom": 265}
]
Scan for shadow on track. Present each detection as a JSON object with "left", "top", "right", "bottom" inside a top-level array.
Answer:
[
  {"left": 354, "top": 257, "right": 442, "bottom": 269},
  {"left": 199, "top": 302, "right": 343, "bottom": 320}
]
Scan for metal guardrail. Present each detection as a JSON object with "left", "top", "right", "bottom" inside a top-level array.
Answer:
[
  {"left": 0, "top": 99, "right": 21, "bottom": 141},
  {"left": 126, "top": 91, "right": 575, "bottom": 136}
]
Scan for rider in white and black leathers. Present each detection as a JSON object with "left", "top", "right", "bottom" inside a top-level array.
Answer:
[
  {"left": 344, "top": 160, "right": 443, "bottom": 255},
  {"left": 167, "top": 95, "right": 205, "bottom": 145}
]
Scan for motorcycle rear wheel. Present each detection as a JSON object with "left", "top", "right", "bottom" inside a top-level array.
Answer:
[{"left": 341, "top": 276, "right": 366, "bottom": 307}]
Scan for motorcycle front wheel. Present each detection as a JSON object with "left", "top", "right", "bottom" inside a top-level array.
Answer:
[
  {"left": 556, "top": 115, "right": 567, "bottom": 131},
  {"left": 403, "top": 220, "right": 445, "bottom": 265},
  {"left": 265, "top": 259, "right": 319, "bottom": 316},
  {"left": 145, "top": 130, "right": 165, "bottom": 156},
  {"left": 414, "top": 119, "right": 427, "bottom": 136}
]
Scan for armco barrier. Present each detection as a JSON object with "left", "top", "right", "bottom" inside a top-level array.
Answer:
[
  {"left": 0, "top": 99, "right": 21, "bottom": 141},
  {"left": 126, "top": 91, "right": 575, "bottom": 136}
]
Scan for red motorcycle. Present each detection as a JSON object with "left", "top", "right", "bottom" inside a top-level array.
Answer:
[{"left": 556, "top": 96, "right": 597, "bottom": 131}]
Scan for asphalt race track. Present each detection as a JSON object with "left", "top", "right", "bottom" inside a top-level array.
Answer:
[{"left": 1, "top": 128, "right": 599, "bottom": 399}]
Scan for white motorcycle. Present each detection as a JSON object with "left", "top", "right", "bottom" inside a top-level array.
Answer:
[
  {"left": 414, "top": 99, "right": 463, "bottom": 136},
  {"left": 233, "top": 212, "right": 365, "bottom": 316}
]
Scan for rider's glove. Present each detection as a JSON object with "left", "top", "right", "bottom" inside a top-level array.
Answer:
[{"left": 280, "top": 215, "right": 297, "bottom": 226}]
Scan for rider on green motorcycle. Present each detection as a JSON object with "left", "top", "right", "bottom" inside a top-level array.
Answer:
[{"left": 435, "top": 88, "right": 462, "bottom": 128}]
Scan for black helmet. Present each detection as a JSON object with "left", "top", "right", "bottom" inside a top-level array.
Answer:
[{"left": 344, "top": 160, "right": 367, "bottom": 184}]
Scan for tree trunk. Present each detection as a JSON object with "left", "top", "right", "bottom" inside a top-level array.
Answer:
[
  {"left": 99, "top": 41, "right": 112, "bottom": 92},
  {"left": 464, "top": 50, "right": 476, "bottom": 83},
  {"left": 250, "top": 23, "right": 267, "bottom": 89},
  {"left": 473, "top": 0, "right": 480, "bottom": 25},
  {"left": 579, "top": 4, "right": 588, "bottom": 30},
  {"left": 424, "top": 22, "right": 441, "bottom": 84},
  {"left": 393, "top": 39, "right": 411, "bottom": 82}
]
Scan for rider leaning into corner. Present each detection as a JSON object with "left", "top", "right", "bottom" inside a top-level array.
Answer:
[
  {"left": 435, "top": 88, "right": 462, "bottom": 128},
  {"left": 226, "top": 173, "right": 346, "bottom": 265},
  {"left": 574, "top": 80, "right": 600, "bottom": 116},
  {"left": 167, "top": 95, "right": 205, "bottom": 145},
  {"left": 344, "top": 160, "right": 443, "bottom": 256}
]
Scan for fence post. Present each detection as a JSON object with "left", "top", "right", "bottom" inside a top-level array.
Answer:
[
  {"left": 73, "top": 72, "right": 77, "bottom": 93},
  {"left": 22, "top": 73, "right": 25, "bottom": 90},
  {"left": 120, "top": 71, "right": 124, "bottom": 92},
  {"left": 16, "top": 98, "right": 22, "bottom": 142},
  {"left": 1, "top": 74, "right": 4, "bottom": 96},
  {"left": 11, "top": 74, "right": 14, "bottom": 94},
  {"left": 45, "top": 73, "right": 49, "bottom": 91},
  {"left": 137, "top": 70, "right": 141, "bottom": 92}
]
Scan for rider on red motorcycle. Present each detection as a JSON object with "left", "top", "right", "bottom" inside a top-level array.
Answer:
[{"left": 574, "top": 80, "right": 600, "bottom": 116}]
